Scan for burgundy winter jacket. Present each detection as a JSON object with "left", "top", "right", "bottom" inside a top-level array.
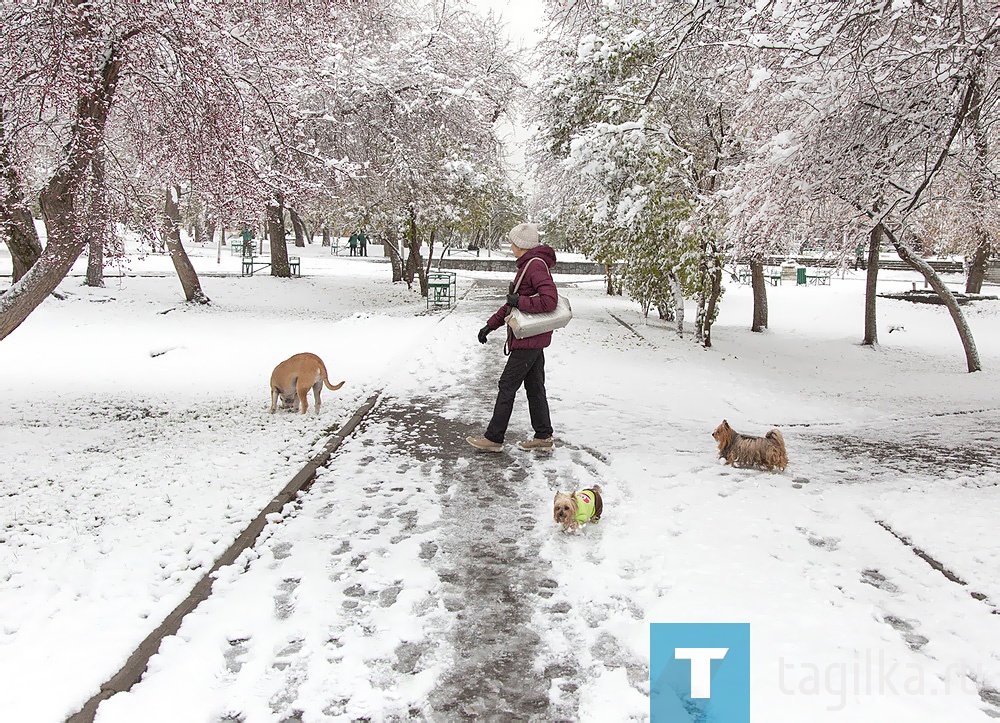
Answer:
[{"left": 486, "top": 245, "right": 558, "bottom": 350}]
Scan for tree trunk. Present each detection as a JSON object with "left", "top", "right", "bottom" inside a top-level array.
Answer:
[
  {"left": 289, "top": 208, "right": 307, "bottom": 247},
  {"left": 695, "top": 292, "right": 707, "bottom": 344},
  {"left": 964, "top": 73, "right": 991, "bottom": 295},
  {"left": 702, "top": 258, "right": 723, "bottom": 348},
  {"left": 1, "top": 207, "right": 43, "bottom": 284},
  {"left": 965, "top": 238, "right": 991, "bottom": 294},
  {"left": 695, "top": 241, "right": 723, "bottom": 346},
  {"left": 862, "top": 226, "right": 881, "bottom": 346},
  {"left": 750, "top": 259, "right": 768, "bottom": 332},
  {"left": 322, "top": 227, "right": 331, "bottom": 247},
  {"left": 403, "top": 209, "right": 421, "bottom": 290},
  {"left": 384, "top": 227, "right": 404, "bottom": 283},
  {"left": 885, "top": 227, "right": 980, "bottom": 372},
  {"left": 0, "top": 39, "right": 124, "bottom": 342},
  {"left": 266, "top": 199, "right": 291, "bottom": 277},
  {"left": 669, "top": 270, "right": 684, "bottom": 336},
  {"left": 0, "top": 121, "right": 44, "bottom": 283},
  {"left": 420, "top": 228, "right": 435, "bottom": 297},
  {"left": 164, "top": 186, "right": 209, "bottom": 304},
  {"left": 194, "top": 218, "right": 208, "bottom": 245},
  {"left": 150, "top": 224, "right": 165, "bottom": 253},
  {"left": 191, "top": 195, "right": 209, "bottom": 246},
  {"left": 84, "top": 149, "right": 108, "bottom": 288},
  {"left": 86, "top": 241, "right": 104, "bottom": 287}
]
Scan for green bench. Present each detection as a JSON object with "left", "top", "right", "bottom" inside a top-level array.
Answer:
[
  {"left": 446, "top": 246, "right": 480, "bottom": 257},
  {"left": 241, "top": 256, "right": 269, "bottom": 276},
  {"left": 734, "top": 266, "right": 781, "bottom": 286},
  {"left": 241, "top": 256, "right": 300, "bottom": 277},
  {"left": 795, "top": 267, "right": 832, "bottom": 285},
  {"left": 231, "top": 240, "right": 256, "bottom": 256},
  {"left": 427, "top": 270, "right": 457, "bottom": 308}
]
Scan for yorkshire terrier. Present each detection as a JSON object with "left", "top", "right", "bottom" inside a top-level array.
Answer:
[
  {"left": 553, "top": 485, "right": 603, "bottom": 532},
  {"left": 712, "top": 419, "right": 788, "bottom": 472}
]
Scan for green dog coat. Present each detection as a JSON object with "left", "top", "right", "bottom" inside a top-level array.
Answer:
[{"left": 574, "top": 489, "right": 599, "bottom": 523}]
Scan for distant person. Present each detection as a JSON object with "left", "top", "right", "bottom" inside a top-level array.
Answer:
[
  {"left": 467, "top": 223, "right": 558, "bottom": 452},
  {"left": 241, "top": 227, "right": 254, "bottom": 256},
  {"left": 358, "top": 230, "right": 368, "bottom": 257},
  {"left": 348, "top": 233, "right": 359, "bottom": 256}
]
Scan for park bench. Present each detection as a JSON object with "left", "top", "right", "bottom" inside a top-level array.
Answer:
[
  {"left": 445, "top": 245, "right": 481, "bottom": 257},
  {"left": 734, "top": 266, "right": 781, "bottom": 286},
  {"left": 241, "top": 256, "right": 300, "bottom": 277},
  {"left": 231, "top": 239, "right": 256, "bottom": 256},
  {"left": 804, "top": 270, "right": 832, "bottom": 285},
  {"left": 241, "top": 256, "right": 270, "bottom": 276},
  {"left": 427, "top": 270, "right": 457, "bottom": 308}
]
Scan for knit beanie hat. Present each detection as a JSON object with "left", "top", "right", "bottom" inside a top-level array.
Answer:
[{"left": 508, "top": 223, "right": 540, "bottom": 250}]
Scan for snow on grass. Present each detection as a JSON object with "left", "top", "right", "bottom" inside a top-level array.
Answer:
[{"left": 1, "top": 240, "right": 999, "bottom": 721}]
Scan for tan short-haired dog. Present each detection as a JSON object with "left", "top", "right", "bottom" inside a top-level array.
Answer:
[
  {"left": 269, "top": 353, "right": 344, "bottom": 415},
  {"left": 712, "top": 419, "right": 788, "bottom": 472}
]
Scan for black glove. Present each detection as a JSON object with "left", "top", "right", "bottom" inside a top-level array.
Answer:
[
  {"left": 478, "top": 325, "right": 490, "bottom": 344},
  {"left": 506, "top": 293, "right": 520, "bottom": 308}
]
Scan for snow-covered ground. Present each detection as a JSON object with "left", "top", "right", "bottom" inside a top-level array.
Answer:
[{"left": 1, "top": 239, "right": 998, "bottom": 721}]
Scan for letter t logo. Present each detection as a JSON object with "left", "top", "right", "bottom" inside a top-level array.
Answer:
[{"left": 674, "top": 647, "right": 729, "bottom": 698}]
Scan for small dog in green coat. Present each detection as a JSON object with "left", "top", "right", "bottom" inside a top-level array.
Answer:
[{"left": 553, "top": 485, "right": 603, "bottom": 532}]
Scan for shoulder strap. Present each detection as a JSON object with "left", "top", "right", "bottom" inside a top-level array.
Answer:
[{"left": 512, "top": 256, "right": 551, "bottom": 293}]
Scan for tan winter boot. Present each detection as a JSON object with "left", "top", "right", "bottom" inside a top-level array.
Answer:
[
  {"left": 466, "top": 436, "right": 503, "bottom": 452},
  {"left": 519, "top": 436, "right": 554, "bottom": 451}
]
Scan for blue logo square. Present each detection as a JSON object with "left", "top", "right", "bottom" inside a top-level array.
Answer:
[{"left": 650, "top": 623, "right": 750, "bottom": 722}]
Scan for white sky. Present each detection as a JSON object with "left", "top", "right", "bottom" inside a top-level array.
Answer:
[
  {"left": 470, "top": 0, "right": 546, "bottom": 48},
  {"left": 468, "top": 0, "right": 547, "bottom": 188}
]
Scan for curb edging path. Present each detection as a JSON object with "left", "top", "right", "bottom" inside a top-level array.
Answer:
[{"left": 67, "top": 393, "right": 381, "bottom": 723}]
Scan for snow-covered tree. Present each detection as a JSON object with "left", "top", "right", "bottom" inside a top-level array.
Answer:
[
  {"left": 714, "top": 0, "right": 999, "bottom": 371},
  {"left": 311, "top": 1, "right": 520, "bottom": 294},
  {"left": 531, "top": 1, "right": 744, "bottom": 344},
  {"left": 0, "top": 0, "right": 523, "bottom": 339},
  {"left": 0, "top": 0, "right": 351, "bottom": 338}
]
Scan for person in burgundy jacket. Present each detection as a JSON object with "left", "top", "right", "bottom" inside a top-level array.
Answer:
[{"left": 467, "top": 223, "right": 558, "bottom": 452}]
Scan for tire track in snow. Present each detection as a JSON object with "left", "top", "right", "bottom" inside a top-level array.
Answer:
[{"left": 784, "top": 484, "right": 1000, "bottom": 718}]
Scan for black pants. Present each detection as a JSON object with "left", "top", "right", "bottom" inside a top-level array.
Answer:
[{"left": 485, "top": 348, "right": 552, "bottom": 443}]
